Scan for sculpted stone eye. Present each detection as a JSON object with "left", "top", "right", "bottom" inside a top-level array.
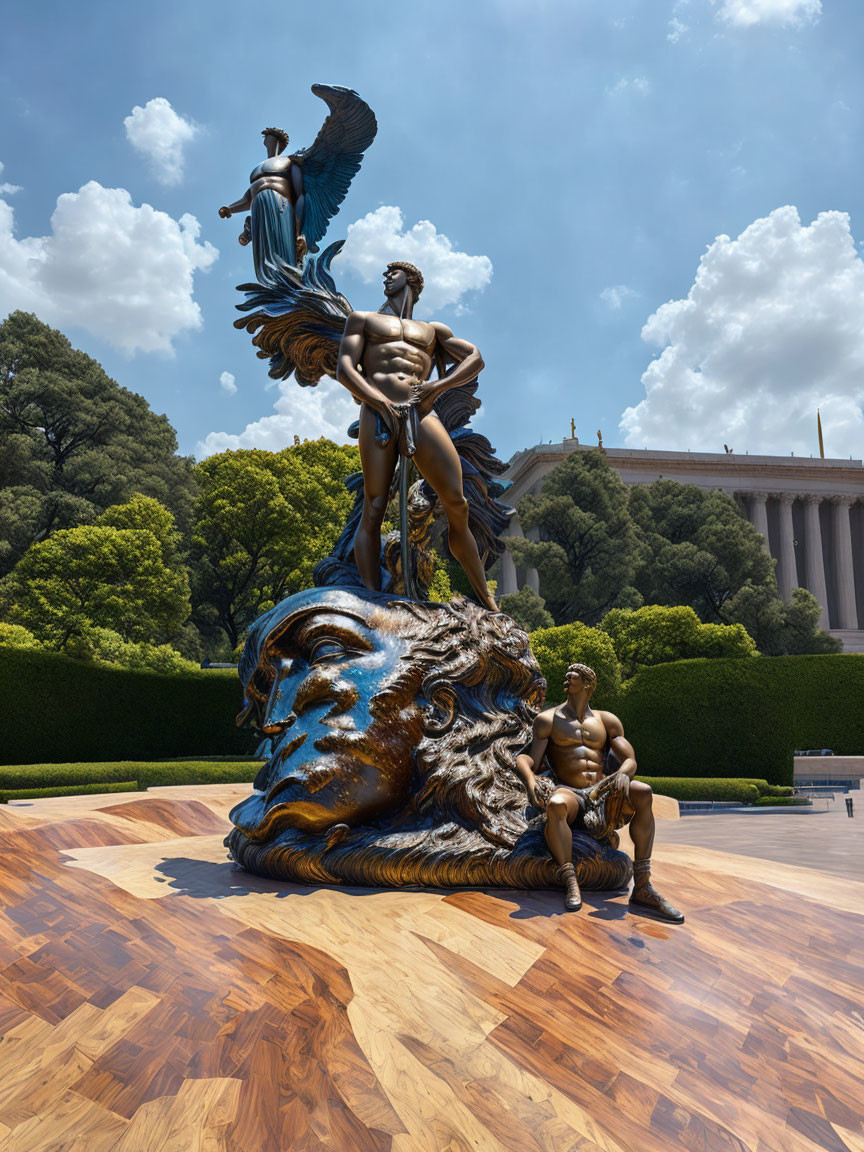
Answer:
[{"left": 308, "top": 639, "right": 347, "bottom": 664}]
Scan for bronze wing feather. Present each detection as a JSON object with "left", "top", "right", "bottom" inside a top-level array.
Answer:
[{"left": 293, "top": 85, "right": 378, "bottom": 254}]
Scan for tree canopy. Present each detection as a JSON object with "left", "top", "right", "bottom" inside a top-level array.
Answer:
[
  {"left": 0, "top": 311, "right": 195, "bottom": 574},
  {"left": 499, "top": 585, "right": 554, "bottom": 631},
  {"left": 515, "top": 450, "right": 839, "bottom": 656},
  {"left": 600, "top": 604, "right": 757, "bottom": 679},
  {"left": 508, "top": 451, "right": 644, "bottom": 625},
  {"left": 190, "top": 440, "right": 361, "bottom": 648},
  {"left": 529, "top": 621, "right": 621, "bottom": 705},
  {"left": 3, "top": 523, "right": 190, "bottom": 649}
]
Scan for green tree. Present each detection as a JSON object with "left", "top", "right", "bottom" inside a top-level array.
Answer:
[
  {"left": 529, "top": 621, "right": 621, "bottom": 705},
  {"left": 499, "top": 585, "right": 554, "bottom": 631},
  {"left": 725, "top": 583, "right": 841, "bottom": 656},
  {"left": 98, "top": 492, "right": 184, "bottom": 567},
  {"left": 0, "top": 311, "right": 195, "bottom": 573},
  {"left": 0, "top": 622, "right": 43, "bottom": 650},
  {"left": 510, "top": 451, "right": 644, "bottom": 625},
  {"left": 62, "top": 626, "right": 200, "bottom": 674},
  {"left": 600, "top": 604, "right": 757, "bottom": 679},
  {"left": 2, "top": 524, "right": 190, "bottom": 648},
  {"left": 191, "top": 439, "right": 361, "bottom": 648},
  {"left": 628, "top": 481, "right": 774, "bottom": 623},
  {"left": 426, "top": 551, "right": 453, "bottom": 603}
]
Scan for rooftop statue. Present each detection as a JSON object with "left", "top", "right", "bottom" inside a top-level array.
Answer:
[{"left": 218, "top": 85, "right": 377, "bottom": 281}]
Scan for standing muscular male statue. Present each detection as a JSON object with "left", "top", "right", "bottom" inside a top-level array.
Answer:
[
  {"left": 336, "top": 262, "right": 498, "bottom": 612},
  {"left": 515, "top": 663, "right": 683, "bottom": 921}
]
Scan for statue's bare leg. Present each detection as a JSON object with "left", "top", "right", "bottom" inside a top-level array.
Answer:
[
  {"left": 626, "top": 781, "right": 684, "bottom": 923},
  {"left": 545, "top": 789, "right": 582, "bottom": 911},
  {"left": 413, "top": 412, "right": 498, "bottom": 612},
  {"left": 627, "top": 780, "right": 656, "bottom": 862},
  {"left": 355, "top": 404, "right": 398, "bottom": 590}
]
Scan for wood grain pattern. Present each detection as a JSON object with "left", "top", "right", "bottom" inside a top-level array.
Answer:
[{"left": 0, "top": 784, "right": 861, "bottom": 1151}]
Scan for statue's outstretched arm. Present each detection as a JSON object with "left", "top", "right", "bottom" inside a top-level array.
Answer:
[{"left": 219, "top": 188, "right": 253, "bottom": 218}]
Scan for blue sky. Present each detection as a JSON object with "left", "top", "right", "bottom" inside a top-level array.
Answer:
[{"left": 2, "top": 0, "right": 863, "bottom": 463}]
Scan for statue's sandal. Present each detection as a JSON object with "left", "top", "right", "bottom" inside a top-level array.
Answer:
[
  {"left": 557, "top": 863, "right": 583, "bottom": 912},
  {"left": 629, "top": 862, "right": 685, "bottom": 923}
]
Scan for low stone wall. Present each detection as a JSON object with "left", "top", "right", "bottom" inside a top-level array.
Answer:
[{"left": 794, "top": 755, "right": 864, "bottom": 787}]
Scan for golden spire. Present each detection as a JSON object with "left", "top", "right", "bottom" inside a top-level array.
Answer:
[{"left": 817, "top": 409, "right": 825, "bottom": 459}]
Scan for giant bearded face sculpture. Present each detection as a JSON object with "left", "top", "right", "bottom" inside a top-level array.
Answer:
[
  {"left": 231, "top": 589, "right": 426, "bottom": 840},
  {"left": 227, "top": 587, "right": 631, "bottom": 892}
]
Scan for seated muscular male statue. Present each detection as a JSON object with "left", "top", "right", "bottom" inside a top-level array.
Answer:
[{"left": 514, "top": 662, "right": 683, "bottom": 921}]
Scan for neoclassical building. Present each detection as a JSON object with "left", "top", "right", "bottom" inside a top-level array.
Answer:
[{"left": 498, "top": 440, "right": 864, "bottom": 653}]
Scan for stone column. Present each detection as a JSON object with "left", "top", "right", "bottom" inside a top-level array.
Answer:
[
  {"left": 832, "top": 496, "right": 858, "bottom": 629},
  {"left": 748, "top": 491, "right": 770, "bottom": 552},
  {"left": 499, "top": 547, "right": 517, "bottom": 597},
  {"left": 777, "top": 493, "right": 798, "bottom": 601},
  {"left": 803, "top": 494, "right": 829, "bottom": 629},
  {"left": 525, "top": 525, "right": 540, "bottom": 594}
]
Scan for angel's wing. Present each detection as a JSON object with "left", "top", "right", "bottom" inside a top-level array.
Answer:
[
  {"left": 293, "top": 85, "right": 377, "bottom": 253},
  {"left": 233, "top": 242, "right": 351, "bottom": 384}
]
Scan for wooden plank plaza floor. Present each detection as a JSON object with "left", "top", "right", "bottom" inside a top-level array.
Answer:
[{"left": 0, "top": 783, "right": 861, "bottom": 1151}]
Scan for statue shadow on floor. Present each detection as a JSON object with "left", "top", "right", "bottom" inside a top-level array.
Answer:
[{"left": 153, "top": 856, "right": 634, "bottom": 923}]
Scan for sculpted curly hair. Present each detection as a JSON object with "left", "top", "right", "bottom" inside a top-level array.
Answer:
[
  {"left": 373, "top": 597, "right": 546, "bottom": 847},
  {"left": 261, "top": 127, "right": 290, "bottom": 153},
  {"left": 567, "top": 663, "right": 597, "bottom": 694},
  {"left": 386, "top": 261, "right": 424, "bottom": 300}
]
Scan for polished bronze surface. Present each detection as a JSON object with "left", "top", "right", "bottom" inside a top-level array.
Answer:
[
  {"left": 226, "top": 588, "right": 632, "bottom": 891},
  {"left": 337, "top": 267, "right": 498, "bottom": 610},
  {"left": 0, "top": 785, "right": 861, "bottom": 1150},
  {"left": 516, "top": 662, "right": 683, "bottom": 920},
  {"left": 219, "top": 85, "right": 377, "bottom": 281}
]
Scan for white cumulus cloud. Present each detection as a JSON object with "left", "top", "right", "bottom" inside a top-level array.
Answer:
[
  {"left": 715, "top": 0, "right": 821, "bottom": 28},
  {"left": 219, "top": 371, "right": 237, "bottom": 395},
  {"left": 333, "top": 206, "right": 492, "bottom": 314},
  {"left": 124, "top": 97, "right": 199, "bottom": 185},
  {"left": 0, "top": 162, "right": 21, "bottom": 196},
  {"left": 601, "top": 284, "right": 638, "bottom": 310},
  {"left": 198, "top": 375, "right": 359, "bottom": 457},
  {"left": 0, "top": 178, "right": 218, "bottom": 354},
  {"left": 620, "top": 206, "right": 864, "bottom": 458}
]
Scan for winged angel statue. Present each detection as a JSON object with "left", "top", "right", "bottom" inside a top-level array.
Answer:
[
  {"left": 219, "top": 84, "right": 378, "bottom": 280},
  {"left": 226, "top": 86, "right": 511, "bottom": 606}
]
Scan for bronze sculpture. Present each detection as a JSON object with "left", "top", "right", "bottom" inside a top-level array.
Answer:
[
  {"left": 222, "top": 86, "right": 678, "bottom": 915},
  {"left": 515, "top": 662, "right": 684, "bottom": 921},
  {"left": 233, "top": 248, "right": 510, "bottom": 610},
  {"left": 219, "top": 85, "right": 377, "bottom": 281},
  {"left": 226, "top": 588, "right": 632, "bottom": 892},
  {"left": 336, "top": 263, "right": 498, "bottom": 611}
]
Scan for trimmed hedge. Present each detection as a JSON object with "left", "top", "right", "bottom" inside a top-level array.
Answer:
[
  {"left": 0, "top": 781, "right": 138, "bottom": 802},
  {"left": 637, "top": 777, "right": 761, "bottom": 804},
  {"left": 0, "top": 760, "right": 259, "bottom": 799},
  {"left": 0, "top": 648, "right": 254, "bottom": 765},
  {"left": 608, "top": 654, "right": 864, "bottom": 786}
]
